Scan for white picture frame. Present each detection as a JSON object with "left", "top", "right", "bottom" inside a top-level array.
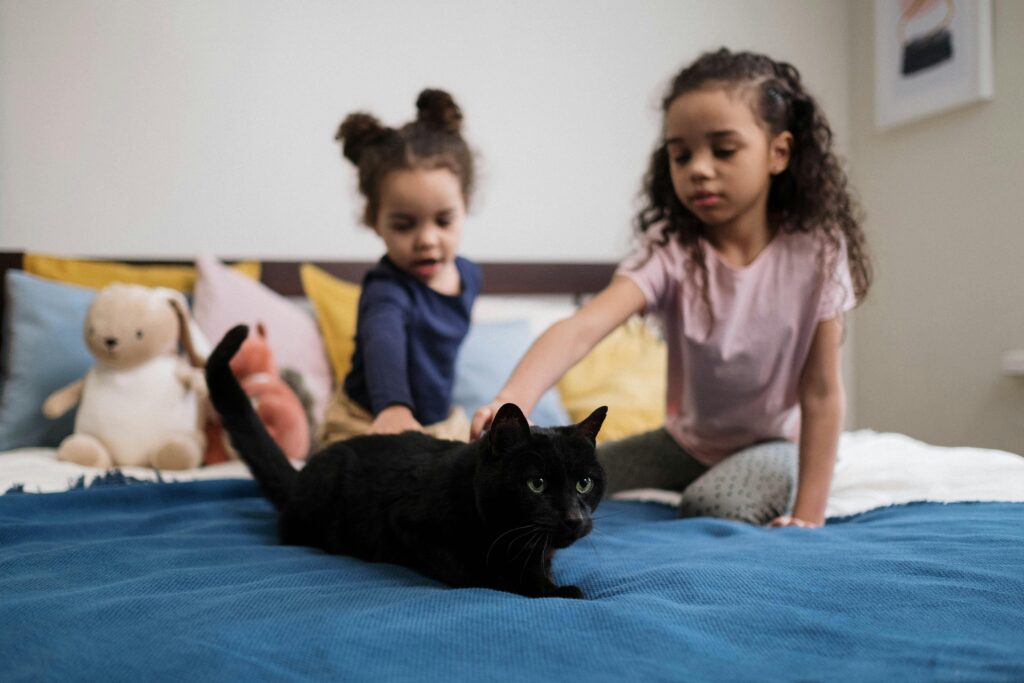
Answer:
[{"left": 874, "top": 0, "right": 994, "bottom": 130}]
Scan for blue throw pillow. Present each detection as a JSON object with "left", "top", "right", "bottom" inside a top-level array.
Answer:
[
  {"left": 0, "top": 271, "right": 96, "bottom": 450},
  {"left": 453, "top": 319, "right": 570, "bottom": 427}
]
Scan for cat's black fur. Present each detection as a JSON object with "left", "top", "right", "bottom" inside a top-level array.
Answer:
[{"left": 206, "top": 325, "right": 608, "bottom": 599}]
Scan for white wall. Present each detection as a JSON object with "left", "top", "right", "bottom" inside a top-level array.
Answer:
[
  {"left": 0, "top": 0, "right": 850, "bottom": 264},
  {"left": 848, "top": 0, "right": 1024, "bottom": 454}
]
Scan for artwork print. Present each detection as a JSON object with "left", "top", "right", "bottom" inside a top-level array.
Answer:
[{"left": 874, "top": 0, "right": 993, "bottom": 129}]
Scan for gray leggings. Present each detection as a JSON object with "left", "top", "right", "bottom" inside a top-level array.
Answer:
[{"left": 597, "top": 429, "right": 797, "bottom": 525}]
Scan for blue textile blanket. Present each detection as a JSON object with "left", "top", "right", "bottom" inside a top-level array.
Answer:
[{"left": 2, "top": 480, "right": 1022, "bottom": 682}]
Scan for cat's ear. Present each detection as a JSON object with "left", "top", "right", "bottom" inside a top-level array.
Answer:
[
  {"left": 488, "top": 403, "right": 531, "bottom": 454},
  {"left": 574, "top": 406, "right": 608, "bottom": 445}
]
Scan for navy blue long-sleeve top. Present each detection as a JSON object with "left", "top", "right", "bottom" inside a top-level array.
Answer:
[{"left": 343, "top": 256, "right": 481, "bottom": 425}]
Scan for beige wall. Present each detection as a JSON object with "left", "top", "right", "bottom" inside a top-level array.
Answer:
[{"left": 848, "top": 0, "right": 1024, "bottom": 453}]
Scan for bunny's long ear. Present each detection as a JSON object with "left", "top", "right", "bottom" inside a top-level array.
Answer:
[{"left": 163, "top": 290, "right": 208, "bottom": 368}]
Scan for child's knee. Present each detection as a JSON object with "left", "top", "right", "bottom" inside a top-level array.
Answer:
[{"left": 677, "top": 441, "right": 797, "bottom": 525}]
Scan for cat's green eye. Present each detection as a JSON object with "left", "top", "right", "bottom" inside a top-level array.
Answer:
[
  {"left": 576, "top": 477, "right": 594, "bottom": 495},
  {"left": 527, "top": 477, "right": 546, "bottom": 494}
]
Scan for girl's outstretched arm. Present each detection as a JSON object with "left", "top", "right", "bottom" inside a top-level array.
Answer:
[
  {"left": 470, "top": 276, "right": 646, "bottom": 438},
  {"left": 772, "top": 317, "right": 846, "bottom": 528}
]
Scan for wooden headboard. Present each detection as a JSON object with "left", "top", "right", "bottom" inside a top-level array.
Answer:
[{"left": 0, "top": 252, "right": 616, "bottom": 320}]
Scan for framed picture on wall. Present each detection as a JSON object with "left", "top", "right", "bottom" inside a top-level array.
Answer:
[{"left": 874, "top": 0, "right": 994, "bottom": 130}]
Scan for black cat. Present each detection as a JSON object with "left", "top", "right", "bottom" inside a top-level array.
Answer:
[{"left": 205, "top": 325, "right": 608, "bottom": 599}]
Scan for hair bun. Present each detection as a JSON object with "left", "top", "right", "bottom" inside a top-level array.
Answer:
[
  {"left": 415, "top": 89, "right": 463, "bottom": 135},
  {"left": 335, "top": 113, "right": 391, "bottom": 165}
]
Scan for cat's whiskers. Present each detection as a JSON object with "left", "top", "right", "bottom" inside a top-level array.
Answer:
[
  {"left": 489, "top": 523, "right": 536, "bottom": 547},
  {"left": 509, "top": 527, "right": 544, "bottom": 564},
  {"left": 583, "top": 534, "right": 603, "bottom": 556},
  {"left": 540, "top": 535, "right": 550, "bottom": 568},
  {"left": 485, "top": 523, "right": 539, "bottom": 567},
  {"left": 592, "top": 509, "right": 628, "bottom": 521},
  {"left": 516, "top": 530, "right": 549, "bottom": 586},
  {"left": 503, "top": 524, "right": 544, "bottom": 565}
]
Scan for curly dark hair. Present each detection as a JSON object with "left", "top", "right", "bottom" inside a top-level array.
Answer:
[
  {"left": 335, "top": 89, "right": 475, "bottom": 226},
  {"left": 636, "top": 48, "right": 871, "bottom": 324}
]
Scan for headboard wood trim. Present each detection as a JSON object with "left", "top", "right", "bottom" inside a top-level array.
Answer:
[{"left": 0, "top": 252, "right": 616, "bottom": 320}]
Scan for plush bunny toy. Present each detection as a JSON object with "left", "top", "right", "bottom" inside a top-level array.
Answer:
[{"left": 42, "top": 283, "right": 208, "bottom": 470}]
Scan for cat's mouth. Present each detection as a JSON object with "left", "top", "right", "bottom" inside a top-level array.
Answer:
[{"left": 552, "top": 521, "right": 592, "bottom": 548}]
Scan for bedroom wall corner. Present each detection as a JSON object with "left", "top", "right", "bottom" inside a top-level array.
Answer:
[{"left": 846, "top": 0, "right": 1024, "bottom": 453}]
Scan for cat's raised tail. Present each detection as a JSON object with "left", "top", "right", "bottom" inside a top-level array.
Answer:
[{"left": 206, "top": 324, "right": 297, "bottom": 510}]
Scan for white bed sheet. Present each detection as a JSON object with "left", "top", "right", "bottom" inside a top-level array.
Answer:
[
  {"left": 2, "top": 430, "right": 1023, "bottom": 519},
  {"left": 0, "top": 448, "right": 253, "bottom": 493},
  {"left": 613, "top": 429, "right": 1024, "bottom": 518}
]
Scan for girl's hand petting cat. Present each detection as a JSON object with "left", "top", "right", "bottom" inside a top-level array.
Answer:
[
  {"left": 470, "top": 400, "right": 502, "bottom": 440},
  {"left": 768, "top": 516, "right": 823, "bottom": 529},
  {"left": 370, "top": 405, "right": 424, "bottom": 435}
]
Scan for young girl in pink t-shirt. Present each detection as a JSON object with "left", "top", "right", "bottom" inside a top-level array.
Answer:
[{"left": 472, "top": 48, "right": 872, "bottom": 528}]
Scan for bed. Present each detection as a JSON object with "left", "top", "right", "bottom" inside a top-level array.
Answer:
[{"left": 2, "top": 251, "right": 1023, "bottom": 681}]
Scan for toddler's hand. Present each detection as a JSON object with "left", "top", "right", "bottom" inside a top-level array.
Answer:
[
  {"left": 370, "top": 405, "right": 423, "bottom": 435},
  {"left": 470, "top": 399, "right": 505, "bottom": 440},
  {"left": 768, "top": 516, "right": 823, "bottom": 529}
]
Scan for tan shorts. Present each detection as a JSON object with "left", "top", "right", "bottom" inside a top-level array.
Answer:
[{"left": 319, "top": 390, "right": 471, "bottom": 445}]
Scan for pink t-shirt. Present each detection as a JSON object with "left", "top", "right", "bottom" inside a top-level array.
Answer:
[{"left": 617, "top": 228, "right": 855, "bottom": 465}]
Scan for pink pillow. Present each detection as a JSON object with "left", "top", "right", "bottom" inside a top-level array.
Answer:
[{"left": 192, "top": 254, "right": 332, "bottom": 424}]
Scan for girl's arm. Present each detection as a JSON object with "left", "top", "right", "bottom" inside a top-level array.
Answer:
[
  {"left": 360, "top": 290, "right": 424, "bottom": 435},
  {"left": 771, "top": 317, "right": 845, "bottom": 528},
  {"left": 470, "top": 275, "right": 647, "bottom": 438}
]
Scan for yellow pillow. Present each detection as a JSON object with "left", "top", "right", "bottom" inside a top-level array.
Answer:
[
  {"left": 556, "top": 317, "right": 666, "bottom": 443},
  {"left": 299, "top": 263, "right": 361, "bottom": 383},
  {"left": 24, "top": 253, "right": 260, "bottom": 291}
]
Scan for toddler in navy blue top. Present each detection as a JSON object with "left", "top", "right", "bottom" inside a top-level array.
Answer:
[
  {"left": 322, "top": 89, "right": 480, "bottom": 442},
  {"left": 344, "top": 255, "right": 480, "bottom": 426}
]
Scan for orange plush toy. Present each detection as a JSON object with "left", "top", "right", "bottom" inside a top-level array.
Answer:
[{"left": 204, "top": 323, "right": 311, "bottom": 465}]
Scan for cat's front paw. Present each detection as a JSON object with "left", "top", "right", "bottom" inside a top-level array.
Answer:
[{"left": 550, "top": 584, "right": 584, "bottom": 599}]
